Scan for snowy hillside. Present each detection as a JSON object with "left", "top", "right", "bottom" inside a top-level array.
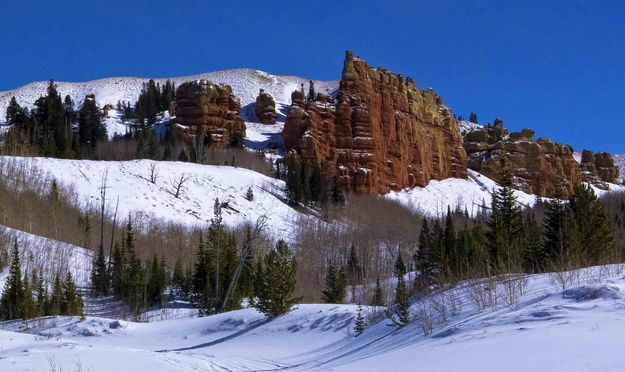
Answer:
[
  {"left": 2, "top": 265, "right": 625, "bottom": 371},
  {"left": 0, "top": 224, "right": 92, "bottom": 290},
  {"left": 0, "top": 69, "right": 339, "bottom": 122},
  {"left": 0, "top": 156, "right": 304, "bottom": 241}
]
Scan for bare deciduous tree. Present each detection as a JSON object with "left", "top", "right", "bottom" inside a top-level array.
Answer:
[{"left": 170, "top": 174, "right": 189, "bottom": 199}]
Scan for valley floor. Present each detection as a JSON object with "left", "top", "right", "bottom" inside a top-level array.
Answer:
[{"left": 3, "top": 266, "right": 625, "bottom": 371}]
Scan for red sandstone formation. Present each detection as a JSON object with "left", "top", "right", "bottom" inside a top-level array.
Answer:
[{"left": 282, "top": 51, "right": 467, "bottom": 194}]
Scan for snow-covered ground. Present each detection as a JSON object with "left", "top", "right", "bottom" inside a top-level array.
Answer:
[
  {"left": 0, "top": 69, "right": 338, "bottom": 123},
  {"left": 0, "top": 156, "right": 303, "bottom": 241},
  {"left": 3, "top": 266, "right": 625, "bottom": 371}
]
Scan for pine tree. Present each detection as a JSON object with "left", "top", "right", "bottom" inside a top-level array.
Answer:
[
  {"left": 285, "top": 152, "right": 303, "bottom": 204},
  {"left": 372, "top": 277, "right": 384, "bottom": 306},
  {"left": 486, "top": 158, "right": 524, "bottom": 272},
  {"left": 0, "top": 240, "right": 24, "bottom": 320},
  {"left": 469, "top": 112, "right": 478, "bottom": 123},
  {"left": 354, "top": 304, "right": 366, "bottom": 336},
  {"left": 62, "top": 271, "right": 83, "bottom": 316},
  {"left": 569, "top": 184, "right": 615, "bottom": 264},
  {"left": 346, "top": 243, "right": 362, "bottom": 285},
  {"left": 49, "top": 273, "right": 63, "bottom": 316},
  {"left": 90, "top": 242, "right": 108, "bottom": 296},
  {"left": 321, "top": 263, "right": 347, "bottom": 303},
  {"left": 387, "top": 254, "right": 409, "bottom": 327},
  {"left": 415, "top": 217, "right": 434, "bottom": 287},
  {"left": 245, "top": 187, "right": 254, "bottom": 202},
  {"left": 78, "top": 94, "right": 106, "bottom": 153},
  {"left": 111, "top": 242, "right": 127, "bottom": 299},
  {"left": 253, "top": 240, "right": 300, "bottom": 317},
  {"left": 21, "top": 275, "right": 35, "bottom": 320},
  {"left": 172, "top": 257, "right": 185, "bottom": 294}
]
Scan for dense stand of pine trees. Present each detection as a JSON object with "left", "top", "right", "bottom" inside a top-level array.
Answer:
[
  {"left": 0, "top": 240, "right": 82, "bottom": 321},
  {"left": 89, "top": 199, "right": 300, "bottom": 319},
  {"left": 282, "top": 152, "right": 345, "bottom": 207}
]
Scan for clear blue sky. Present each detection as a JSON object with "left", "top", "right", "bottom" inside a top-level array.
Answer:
[{"left": 2, "top": 1, "right": 624, "bottom": 152}]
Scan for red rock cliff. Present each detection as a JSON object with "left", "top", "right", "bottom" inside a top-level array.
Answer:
[{"left": 282, "top": 51, "right": 467, "bottom": 194}]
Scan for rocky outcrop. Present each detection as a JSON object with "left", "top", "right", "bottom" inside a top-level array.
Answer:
[
  {"left": 580, "top": 150, "right": 620, "bottom": 189},
  {"left": 281, "top": 51, "right": 467, "bottom": 194},
  {"left": 174, "top": 80, "right": 245, "bottom": 147},
  {"left": 254, "top": 89, "right": 278, "bottom": 124},
  {"left": 463, "top": 119, "right": 581, "bottom": 197}
]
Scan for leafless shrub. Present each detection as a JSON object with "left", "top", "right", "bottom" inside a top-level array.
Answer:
[{"left": 415, "top": 300, "right": 434, "bottom": 335}]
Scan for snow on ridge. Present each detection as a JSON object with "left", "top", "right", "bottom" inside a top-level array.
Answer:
[
  {"left": 0, "top": 156, "right": 304, "bottom": 242},
  {"left": 0, "top": 68, "right": 339, "bottom": 122},
  {"left": 458, "top": 120, "right": 483, "bottom": 135}
]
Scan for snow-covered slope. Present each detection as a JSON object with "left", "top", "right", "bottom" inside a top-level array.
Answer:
[
  {"left": 386, "top": 170, "right": 539, "bottom": 217},
  {"left": 0, "top": 69, "right": 339, "bottom": 122},
  {"left": 2, "top": 265, "right": 625, "bottom": 371},
  {"left": 0, "top": 156, "right": 304, "bottom": 240},
  {"left": 0, "top": 224, "right": 92, "bottom": 290}
]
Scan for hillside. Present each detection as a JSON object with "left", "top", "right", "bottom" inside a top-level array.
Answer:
[{"left": 1, "top": 265, "right": 625, "bottom": 371}]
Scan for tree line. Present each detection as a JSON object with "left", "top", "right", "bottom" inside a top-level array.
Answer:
[{"left": 0, "top": 240, "right": 82, "bottom": 321}]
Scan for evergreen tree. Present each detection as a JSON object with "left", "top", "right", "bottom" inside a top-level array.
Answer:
[
  {"left": 415, "top": 218, "right": 435, "bottom": 287},
  {"left": 543, "top": 189, "right": 582, "bottom": 269},
  {"left": 245, "top": 187, "right": 254, "bottom": 202},
  {"left": 569, "top": 184, "right": 615, "bottom": 264},
  {"left": 111, "top": 242, "right": 127, "bottom": 299},
  {"left": 21, "top": 275, "right": 35, "bottom": 320},
  {"left": 285, "top": 152, "right": 303, "bottom": 204},
  {"left": 253, "top": 240, "right": 300, "bottom": 317},
  {"left": 90, "top": 242, "right": 108, "bottom": 296},
  {"left": 78, "top": 95, "right": 106, "bottom": 152},
  {"left": 387, "top": 253, "right": 409, "bottom": 327},
  {"left": 307, "top": 80, "right": 315, "bottom": 101},
  {"left": 346, "top": 243, "right": 362, "bottom": 285},
  {"left": 486, "top": 158, "right": 524, "bottom": 271},
  {"left": 172, "top": 257, "right": 185, "bottom": 293},
  {"left": 0, "top": 240, "right": 24, "bottom": 320},
  {"left": 321, "top": 263, "right": 347, "bottom": 303},
  {"left": 49, "top": 273, "right": 63, "bottom": 316},
  {"left": 62, "top": 271, "right": 83, "bottom": 316},
  {"left": 372, "top": 277, "right": 384, "bottom": 307},
  {"left": 354, "top": 304, "right": 366, "bottom": 336},
  {"left": 469, "top": 112, "right": 478, "bottom": 123}
]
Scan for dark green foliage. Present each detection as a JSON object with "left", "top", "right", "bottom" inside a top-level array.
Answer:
[
  {"left": 62, "top": 272, "right": 83, "bottom": 316},
  {"left": 49, "top": 274, "right": 63, "bottom": 316},
  {"left": 469, "top": 112, "right": 478, "bottom": 123},
  {"left": 372, "top": 277, "right": 384, "bottom": 306},
  {"left": 346, "top": 243, "right": 362, "bottom": 285},
  {"left": 415, "top": 218, "right": 435, "bottom": 286},
  {"left": 90, "top": 242, "right": 108, "bottom": 296},
  {"left": 354, "top": 304, "right": 365, "bottom": 336},
  {"left": 78, "top": 95, "right": 106, "bottom": 152},
  {"left": 284, "top": 152, "right": 344, "bottom": 207},
  {"left": 245, "top": 187, "right": 254, "bottom": 202},
  {"left": 387, "top": 253, "right": 410, "bottom": 327},
  {"left": 0, "top": 241, "right": 24, "bottom": 320},
  {"left": 147, "top": 254, "right": 168, "bottom": 306},
  {"left": 486, "top": 158, "right": 524, "bottom": 271},
  {"left": 135, "top": 79, "right": 162, "bottom": 125},
  {"left": 569, "top": 184, "right": 615, "bottom": 264},
  {"left": 321, "top": 263, "right": 347, "bottom": 303},
  {"left": 252, "top": 240, "right": 300, "bottom": 317}
]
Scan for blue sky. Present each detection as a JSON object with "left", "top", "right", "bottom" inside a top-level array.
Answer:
[{"left": 1, "top": 1, "right": 624, "bottom": 152}]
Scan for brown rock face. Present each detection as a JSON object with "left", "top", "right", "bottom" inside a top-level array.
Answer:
[
  {"left": 580, "top": 150, "right": 620, "bottom": 189},
  {"left": 282, "top": 51, "right": 467, "bottom": 194},
  {"left": 463, "top": 120, "right": 581, "bottom": 197},
  {"left": 174, "top": 80, "right": 246, "bottom": 147},
  {"left": 254, "top": 89, "right": 278, "bottom": 124}
]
